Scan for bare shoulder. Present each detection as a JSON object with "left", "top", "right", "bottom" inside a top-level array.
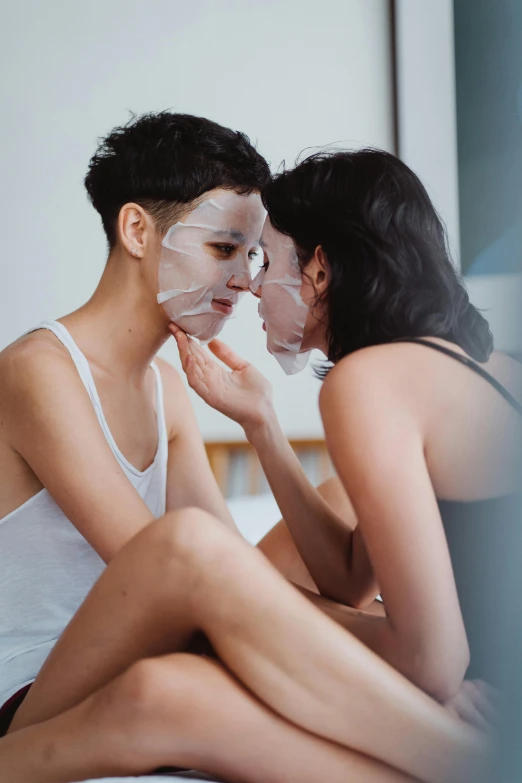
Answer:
[
  {"left": 0, "top": 330, "right": 97, "bottom": 453},
  {"left": 319, "top": 343, "right": 415, "bottom": 409},
  {"left": 154, "top": 356, "right": 183, "bottom": 389},
  {"left": 483, "top": 348, "right": 522, "bottom": 398},
  {"left": 154, "top": 357, "right": 187, "bottom": 403},
  {"left": 0, "top": 330, "right": 79, "bottom": 403}
]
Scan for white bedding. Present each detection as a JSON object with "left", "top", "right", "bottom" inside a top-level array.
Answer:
[
  {"left": 228, "top": 492, "right": 281, "bottom": 544},
  {"left": 77, "top": 495, "right": 280, "bottom": 783}
]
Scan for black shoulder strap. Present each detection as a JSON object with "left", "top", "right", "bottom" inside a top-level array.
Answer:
[{"left": 396, "top": 338, "right": 522, "bottom": 416}]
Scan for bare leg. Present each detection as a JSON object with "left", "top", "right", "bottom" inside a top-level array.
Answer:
[
  {"left": 11, "top": 509, "right": 489, "bottom": 783},
  {"left": 1, "top": 654, "right": 416, "bottom": 783}
]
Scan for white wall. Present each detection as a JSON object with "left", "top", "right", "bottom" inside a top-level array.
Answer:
[
  {"left": 395, "top": 0, "right": 460, "bottom": 263},
  {"left": 465, "top": 274, "right": 522, "bottom": 356},
  {"left": 395, "top": 0, "right": 522, "bottom": 354},
  {"left": 1, "top": 0, "right": 394, "bottom": 440}
]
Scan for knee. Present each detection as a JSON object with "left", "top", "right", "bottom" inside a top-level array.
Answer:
[
  {"left": 145, "top": 507, "right": 239, "bottom": 574},
  {"left": 98, "top": 656, "right": 207, "bottom": 754},
  {"left": 119, "top": 655, "right": 220, "bottom": 732},
  {"left": 114, "top": 657, "right": 174, "bottom": 719},
  {"left": 90, "top": 658, "right": 169, "bottom": 739}
]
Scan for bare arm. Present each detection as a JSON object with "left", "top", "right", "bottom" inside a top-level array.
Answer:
[
  {"left": 172, "top": 328, "right": 377, "bottom": 605},
  {"left": 248, "top": 409, "right": 378, "bottom": 606},
  {"left": 157, "top": 358, "right": 236, "bottom": 531},
  {"left": 1, "top": 344, "right": 155, "bottom": 562},
  {"left": 318, "top": 353, "right": 470, "bottom": 701}
]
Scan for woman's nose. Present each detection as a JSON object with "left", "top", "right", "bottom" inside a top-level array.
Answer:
[
  {"left": 227, "top": 269, "right": 252, "bottom": 292},
  {"left": 250, "top": 283, "right": 262, "bottom": 299}
]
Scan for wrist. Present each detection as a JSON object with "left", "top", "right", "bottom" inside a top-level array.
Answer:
[{"left": 244, "top": 403, "right": 279, "bottom": 446}]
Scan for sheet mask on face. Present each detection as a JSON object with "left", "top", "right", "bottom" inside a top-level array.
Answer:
[
  {"left": 251, "top": 220, "right": 312, "bottom": 375},
  {"left": 157, "top": 191, "right": 266, "bottom": 344}
]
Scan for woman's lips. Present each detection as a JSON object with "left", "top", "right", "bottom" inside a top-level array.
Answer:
[
  {"left": 262, "top": 322, "right": 266, "bottom": 332},
  {"left": 211, "top": 299, "right": 234, "bottom": 315}
]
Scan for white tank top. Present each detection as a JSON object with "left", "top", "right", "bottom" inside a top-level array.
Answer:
[{"left": 0, "top": 321, "right": 168, "bottom": 707}]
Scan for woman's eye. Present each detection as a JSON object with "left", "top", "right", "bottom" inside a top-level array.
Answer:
[{"left": 212, "top": 244, "right": 236, "bottom": 255}]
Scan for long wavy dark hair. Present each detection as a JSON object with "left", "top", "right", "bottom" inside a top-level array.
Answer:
[{"left": 262, "top": 149, "right": 493, "bottom": 374}]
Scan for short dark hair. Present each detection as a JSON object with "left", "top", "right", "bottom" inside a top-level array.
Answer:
[
  {"left": 85, "top": 112, "right": 271, "bottom": 247},
  {"left": 262, "top": 148, "right": 493, "bottom": 373}
]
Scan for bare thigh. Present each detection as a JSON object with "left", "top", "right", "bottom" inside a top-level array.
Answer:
[
  {"left": 10, "top": 509, "right": 484, "bottom": 783},
  {"left": 0, "top": 653, "right": 415, "bottom": 783}
]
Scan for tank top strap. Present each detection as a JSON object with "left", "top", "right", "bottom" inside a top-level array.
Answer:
[
  {"left": 27, "top": 321, "right": 102, "bottom": 411},
  {"left": 396, "top": 338, "right": 522, "bottom": 416},
  {"left": 149, "top": 362, "right": 169, "bottom": 449},
  {"left": 28, "top": 321, "right": 169, "bottom": 477}
]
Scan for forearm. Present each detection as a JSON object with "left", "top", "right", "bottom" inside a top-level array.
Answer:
[
  {"left": 303, "top": 588, "right": 465, "bottom": 703},
  {"left": 248, "top": 411, "right": 378, "bottom": 606}
]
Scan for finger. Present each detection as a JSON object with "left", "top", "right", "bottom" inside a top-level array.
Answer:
[
  {"left": 186, "top": 354, "right": 205, "bottom": 383},
  {"left": 208, "top": 339, "right": 249, "bottom": 371},
  {"left": 185, "top": 356, "right": 210, "bottom": 397},
  {"left": 185, "top": 355, "right": 203, "bottom": 386},
  {"left": 172, "top": 330, "right": 190, "bottom": 368},
  {"left": 176, "top": 335, "right": 206, "bottom": 377},
  {"left": 188, "top": 341, "right": 213, "bottom": 373},
  {"left": 172, "top": 327, "right": 201, "bottom": 358},
  {"left": 181, "top": 333, "right": 207, "bottom": 360},
  {"left": 189, "top": 356, "right": 206, "bottom": 383},
  {"left": 468, "top": 681, "right": 502, "bottom": 725},
  {"left": 454, "top": 698, "right": 492, "bottom": 733},
  {"left": 175, "top": 335, "right": 196, "bottom": 377},
  {"left": 476, "top": 681, "right": 502, "bottom": 708}
]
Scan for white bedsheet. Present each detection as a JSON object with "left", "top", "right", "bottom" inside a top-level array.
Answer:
[{"left": 228, "top": 492, "right": 281, "bottom": 544}]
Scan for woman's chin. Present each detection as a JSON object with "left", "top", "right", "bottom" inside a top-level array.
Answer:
[{"left": 175, "top": 313, "right": 227, "bottom": 344}]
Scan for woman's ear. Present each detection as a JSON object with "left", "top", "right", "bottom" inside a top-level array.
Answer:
[
  {"left": 117, "top": 203, "right": 151, "bottom": 259},
  {"left": 307, "top": 245, "right": 329, "bottom": 296}
]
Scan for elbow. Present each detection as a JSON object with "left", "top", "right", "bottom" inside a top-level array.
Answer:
[
  {"left": 396, "top": 631, "right": 470, "bottom": 703},
  {"left": 408, "top": 644, "right": 470, "bottom": 703},
  {"left": 415, "top": 666, "right": 466, "bottom": 704}
]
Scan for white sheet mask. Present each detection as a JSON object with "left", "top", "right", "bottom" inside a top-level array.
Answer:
[
  {"left": 251, "top": 220, "right": 312, "bottom": 375},
  {"left": 157, "top": 191, "right": 266, "bottom": 344}
]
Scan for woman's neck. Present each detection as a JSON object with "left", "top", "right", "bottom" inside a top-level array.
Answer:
[{"left": 59, "top": 253, "right": 170, "bottom": 382}]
